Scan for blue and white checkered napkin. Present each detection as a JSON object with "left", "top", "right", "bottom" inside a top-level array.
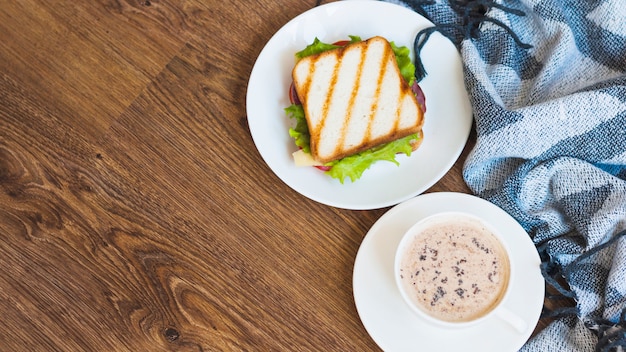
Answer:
[{"left": 383, "top": 0, "right": 626, "bottom": 350}]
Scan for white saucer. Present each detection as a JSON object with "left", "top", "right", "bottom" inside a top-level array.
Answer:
[
  {"left": 246, "top": 1, "right": 472, "bottom": 210},
  {"left": 353, "top": 192, "right": 544, "bottom": 351}
]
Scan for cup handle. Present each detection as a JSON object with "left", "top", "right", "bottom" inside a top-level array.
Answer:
[{"left": 495, "top": 306, "right": 527, "bottom": 333}]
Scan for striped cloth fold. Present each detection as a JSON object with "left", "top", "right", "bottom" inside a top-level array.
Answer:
[{"left": 382, "top": 0, "right": 626, "bottom": 350}]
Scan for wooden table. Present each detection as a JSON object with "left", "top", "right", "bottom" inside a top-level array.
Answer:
[{"left": 0, "top": 0, "right": 552, "bottom": 350}]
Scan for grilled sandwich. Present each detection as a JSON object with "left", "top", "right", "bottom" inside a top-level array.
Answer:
[{"left": 291, "top": 36, "right": 424, "bottom": 164}]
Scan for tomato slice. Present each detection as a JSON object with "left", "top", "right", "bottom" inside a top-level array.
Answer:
[
  {"left": 315, "top": 165, "right": 332, "bottom": 172},
  {"left": 289, "top": 82, "right": 300, "bottom": 105},
  {"left": 412, "top": 82, "right": 426, "bottom": 113},
  {"left": 332, "top": 40, "right": 351, "bottom": 47}
]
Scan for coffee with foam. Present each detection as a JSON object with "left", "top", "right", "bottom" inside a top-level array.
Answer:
[{"left": 398, "top": 214, "right": 510, "bottom": 323}]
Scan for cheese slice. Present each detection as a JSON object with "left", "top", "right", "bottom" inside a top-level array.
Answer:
[{"left": 292, "top": 149, "right": 323, "bottom": 167}]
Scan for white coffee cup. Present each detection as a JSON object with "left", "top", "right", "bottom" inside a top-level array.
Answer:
[{"left": 394, "top": 211, "right": 527, "bottom": 332}]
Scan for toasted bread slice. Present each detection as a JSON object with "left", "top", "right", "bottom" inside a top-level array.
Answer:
[{"left": 292, "top": 36, "right": 424, "bottom": 164}]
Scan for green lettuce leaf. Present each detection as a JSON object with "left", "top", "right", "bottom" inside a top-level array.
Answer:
[
  {"left": 295, "top": 35, "right": 362, "bottom": 60},
  {"left": 326, "top": 134, "right": 419, "bottom": 184},
  {"left": 285, "top": 104, "right": 310, "bottom": 153},
  {"left": 390, "top": 41, "right": 416, "bottom": 87}
]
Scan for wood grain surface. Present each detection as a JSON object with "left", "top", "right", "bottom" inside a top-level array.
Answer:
[{"left": 0, "top": 0, "right": 557, "bottom": 350}]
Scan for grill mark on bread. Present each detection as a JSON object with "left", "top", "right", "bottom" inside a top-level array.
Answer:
[
  {"left": 393, "top": 48, "right": 408, "bottom": 133},
  {"left": 301, "top": 61, "right": 315, "bottom": 152},
  {"left": 336, "top": 45, "right": 365, "bottom": 156},
  {"left": 367, "top": 42, "right": 391, "bottom": 145},
  {"left": 393, "top": 93, "right": 402, "bottom": 133},
  {"left": 319, "top": 52, "right": 341, "bottom": 148}
]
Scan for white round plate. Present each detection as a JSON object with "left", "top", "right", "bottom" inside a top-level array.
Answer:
[
  {"left": 353, "top": 192, "right": 544, "bottom": 351},
  {"left": 246, "top": 1, "right": 473, "bottom": 210}
]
